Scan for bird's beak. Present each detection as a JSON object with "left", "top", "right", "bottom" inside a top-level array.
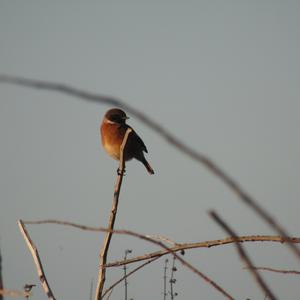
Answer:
[{"left": 124, "top": 116, "right": 130, "bottom": 120}]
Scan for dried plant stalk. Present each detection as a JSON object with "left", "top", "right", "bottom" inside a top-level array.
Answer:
[
  {"left": 95, "top": 128, "right": 132, "bottom": 300},
  {"left": 23, "top": 220, "right": 300, "bottom": 268},
  {"left": 18, "top": 220, "right": 56, "bottom": 300},
  {"left": 244, "top": 267, "right": 300, "bottom": 275},
  {"left": 0, "top": 289, "right": 30, "bottom": 297},
  {"left": 210, "top": 211, "right": 277, "bottom": 300},
  {"left": 1, "top": 74, "right": 299, "bottom": 259},
  {"left": 106, "top": 235, "right": 300, "bottom": 268},
  {"left": 24, "top": 219, "right": 234, "bottom": 299},
  {"left": 102, "top": 257, "right": 158, "bottom": 299},
  {"left": 0, "top": 248, "right": 3, "bottom": 300}
]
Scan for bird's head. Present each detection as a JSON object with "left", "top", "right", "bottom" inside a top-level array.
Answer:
[{"left": 104, "top": 108, "right": 129, "bottom": 125}]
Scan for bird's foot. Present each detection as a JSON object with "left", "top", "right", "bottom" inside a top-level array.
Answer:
[{"left": 117, "top": 168, "right": 126, "bottom": 176}]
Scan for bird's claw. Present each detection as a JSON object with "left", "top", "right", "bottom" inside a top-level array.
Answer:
[{"left": 117, "top": 168, "right": 126, "bottom": 176}]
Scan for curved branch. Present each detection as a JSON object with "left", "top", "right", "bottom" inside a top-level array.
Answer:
[
  {"left": 1, "top": 74, "right": 299, "bottom": 259},
  {"left": 210, "top": 211, "right": 277, "bottom": 300},
  {"left": 22, "top": 219, "right": 300, "bottom": 268},
  {"left": 23, "top": 219, "right": 234, "bottom": 299},
  {"left": 106, "top": 235, "right": 300, "bottom": 268},
  {"left": 102, "top": 257, "right": 159, "bottom": 299},
  {"left": 244, "top": 267, "right": 300, "bottom": 275}
]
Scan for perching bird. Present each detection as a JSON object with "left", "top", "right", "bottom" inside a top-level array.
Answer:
[{"left": 101, "top": 108, "right": 154, "bottom": 174}]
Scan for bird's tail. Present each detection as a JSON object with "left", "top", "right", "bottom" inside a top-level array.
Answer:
[{"left": 142, "top": 157, "right": 154, "bottom": 175}]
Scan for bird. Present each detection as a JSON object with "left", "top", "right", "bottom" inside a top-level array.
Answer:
[{"left": 100, "top": 108, "right": 154, "bottom": 175}]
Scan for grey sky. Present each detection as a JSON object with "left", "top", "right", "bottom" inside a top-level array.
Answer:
[{"left": 1, "top": 1, "right": 300, "bottom": 299}]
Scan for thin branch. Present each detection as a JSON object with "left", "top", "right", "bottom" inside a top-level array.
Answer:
[
  {"left": 117, "top": 232, "right": 236, "bottom": 299},
  {"left": 24, "top": 284, "right": 36, "bottom": 300},
  {"left": 89, "top": 279, "right": 94, "bottom": 300},
  {"left": 123, "top": 249, "right": 132, "bottom": 300},
  {"left": 105, "top": 288, "right": 113, "bottom": 300},
  {"left": 102, "top": 257, "right": 158, "bottom": 299},
  {"left": 106, "top": 235, "right": 300, "bottom": 268},
  {"left": 0, "top": 248, "right": 3, "bottom": 300},
  {"left": 95, "top": 128, "right": 132, "bottom": 300},
  {"left": 104, "top": 229, "right": 236, "bottom": 299},
  {"left": 243, "top": 267, "right": 300, "bottom": 275},
  {"left": 22, "top": 219, "right": 300, "bottom": 268},
  {"left": 0, "top": 289, "right": 30, "bottom": 297},
  {"left": 169, "top": 256, "right": 177, "bottom": 300},
  {"left": 17, "top": 220, "right": 56, "bottom": 300},
  {"left": 163, "top": 258, "right": 168, "bottom": 300},
  {"left": 23, "top": 219, "right": 234, "bottom": 299},
  {"left": 210, "top": 210, "right": 278, "bottom": 300},
  {"left": 24, "top": 219, "right": 103, "bottom": 231},
  {"left": 1, "top": 74, "right": 298, "bottom": 259},
  {"left": 146, "top": 235, "right": 177, "bottom": 246}
]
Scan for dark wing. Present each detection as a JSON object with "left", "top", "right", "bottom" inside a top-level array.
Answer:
[{"left": 130, "top": 127, "right": 148, "bottom": 153}]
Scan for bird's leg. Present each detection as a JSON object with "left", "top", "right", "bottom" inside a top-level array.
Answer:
[{"left": 117, "top": 167, "right": 126, "bottom": 176}]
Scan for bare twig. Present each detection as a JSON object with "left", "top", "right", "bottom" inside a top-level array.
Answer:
[
  {"left": 95, "top": 128, "right": 132, "bottom": 300},
  {"left": 123, "top": 250, "right": 132, "bottom": 300},
  {"left": 107, "top": 230, "right": 235, "bottom": 299},
  {"left": 24, "top": 284, "right": 36, "bottom": 300},
  {"left": 102, "top": 257, "right": 158, "bottom": 299},
  {"left": 0, "top": 289, "right": 31, "bottom": 298},
  {"left": 107, "top": 235, "right": 300, "bottom": 268},
  {"left": 146, "top": 235, "right": 177, "bottom": 246},
  {"left": 1, "top": 74, "right": 298, "bottom": 259},
  {"left": 0, "top": 248, "right": 3, "bottom": 300},
  {"left": 210, "top": 210, "right": 278, "bottom": 300},
  {"left": 105, "top": 288, "right": 113, "bottom": 300},
  {"left": 17, "top": 220, "right": 56, "bottom": 300},
  {"left": 114, "top": 231, "right": 236, "bottom": 299},
  {"left": 169, "top": 256, "right": 177, "bottom": 299},
  {"left": 24, "top": 219, "right": 103, "bottom": 231},
  {"left": 22, "top": 220, "right": 300, "bottom": 268},
  {"left": 163, "top": 259, "right": 168, "bottom": 300},
  {"left": 24, "top": 219, "right": 234, "bottom": 299},
  {"left": 243, "top": 267, "right": 300, "bottom": 275},
  {"left": 89, "top": 279, "right": 94, "bottom": 300}
]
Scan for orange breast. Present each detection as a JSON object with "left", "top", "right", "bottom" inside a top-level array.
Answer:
[{"left": 101, "top": 122, "right": 126, "bottom": 160}]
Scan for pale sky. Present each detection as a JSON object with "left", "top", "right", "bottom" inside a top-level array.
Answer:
[{"left": 1, "top": 1, "right": 300, "bottom": 299}]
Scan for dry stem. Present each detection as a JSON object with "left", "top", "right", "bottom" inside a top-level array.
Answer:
[
  {"left": 95, "top": 128, "right": 132, "bottom": 300},
  {"left": 106, "top": 235, "right": 300, "bottom": 268},
  {"left": 243, "top": 267, "right": 300, "bottom": 275},
  {"left": 24, "top": 219, "right": 235, "bottom": 299},
  {"left": 0, "top": 249, "right": 2, "bottom": 300},
  {"left": 1, "top": 74, "right": 299, "bottom": 259},
  {"left": 102, "top": 257, "right": 158, "bottom": 299},
  {"left": 210, "top": 211, "right": 277, "bottom": 300},
  {"left": 0, "top": 289, "right": 30, "bottom": 298},
  {"left": 22, "top": 220, "right": 300, "bottom": 268},
  {"left": 17, "top": 220, "right": 56, "bottom": 300}
]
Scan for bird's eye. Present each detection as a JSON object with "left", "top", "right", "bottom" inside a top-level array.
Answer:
[{"left": 111, "top": 114, "right": 122, "bottom": 122}]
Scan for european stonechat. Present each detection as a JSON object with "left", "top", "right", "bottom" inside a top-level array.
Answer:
[{"left": 101, "top": 108, "right": 154, "bottom": 175}]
